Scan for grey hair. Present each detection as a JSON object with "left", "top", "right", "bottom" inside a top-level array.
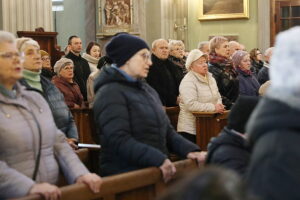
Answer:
[
  {"left": 197, "top": 41, "right": 209, "bottom": 50},
  {"left": 16, "top": 37, "right": 40, "bottom": 53},
  {"left": 264, "top": 47, "right": 274, "bottom": 57},
  {"left": 151, "top": 39, "right": 168, "bottom": 49},
  {"left": 0, "top": 31, "right": 16, "bottom": 45},
  {"left": 169, "top": 40, "right": 185, "bottom": 50}
]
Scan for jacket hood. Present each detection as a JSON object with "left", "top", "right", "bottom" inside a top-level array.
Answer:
[
  {"left": 246, "top": 97, "right": 300, "bottom": 147},
  {"left": 208, "top": 127, "right": 247, "bottom": 153},
  {"left": 94, "top": 66, "right": 142, "bottom": 94}
]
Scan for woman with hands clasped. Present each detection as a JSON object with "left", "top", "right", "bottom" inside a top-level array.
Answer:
[
  {"left": 93, "top": 34, "right": 206, "bottom": 183},
  {"left": 177, "top": 49, "right": 225, "bottom": 143}
]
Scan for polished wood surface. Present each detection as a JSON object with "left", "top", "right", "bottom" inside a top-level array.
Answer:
[
  {"left": 192, "top": 111, "right": 229, "bottom": 150},
  {"left": 165, "top": 106, "right": 180, "bottom": 129},
  {"left": 15, "top": 159, "right": 200, "bottom": 200}
]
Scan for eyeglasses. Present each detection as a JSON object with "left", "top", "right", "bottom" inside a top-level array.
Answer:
[
  {"left": 140, "top": 53, "right": 151, "bottom": 61},
  {"left": 41, "top": 57, "right": 51, "bottom": 61},
  {"left": 0, "top": 52, "right": 24, "bottom": 60},
  {"left": 62, "top": 66, "right": 74, "bottom": 71}
]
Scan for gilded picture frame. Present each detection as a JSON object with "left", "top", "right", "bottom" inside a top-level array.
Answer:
[{"left": 199, "top": 0, "right": 249, "bottom": 21}]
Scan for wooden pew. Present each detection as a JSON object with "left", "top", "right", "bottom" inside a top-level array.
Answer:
[
  {"left": 15, "top": 159, "right": 200, "bottom": 200},
  {"left": 165, "top": 106, "right": 180, "bottom": 130},
  {"left": 71, "top": 108, "right": 97, "bottom": 144},
  {"left": 192, "top": 111, "right": 229, "bottom": 150}
]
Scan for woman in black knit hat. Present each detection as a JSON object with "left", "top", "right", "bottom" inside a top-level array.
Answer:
[{"left": 93, "top": 34, "right": 206, "bottom": 182}]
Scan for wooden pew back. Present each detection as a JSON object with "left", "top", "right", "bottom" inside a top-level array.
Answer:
[
  {"left": 16, "top": 159, "right": 200, "bottom": 200},
  {"left": 165, "top": 106, "right": 180, "bottom": 130}
]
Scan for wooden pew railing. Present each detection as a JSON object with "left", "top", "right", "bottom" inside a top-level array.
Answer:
[
  {"left": 165, "top": 106, "right": 180, "bottom": 130},
  {"left": 192, "top": 111, "right": 229, "bottom": 150},
  {"left": 15, "top": 159, "right": 200, "bottom": 200}
]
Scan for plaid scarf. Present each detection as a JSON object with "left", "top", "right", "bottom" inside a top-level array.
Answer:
[{"left": 209, "top": 53, "right": 235, "bottom": 75}]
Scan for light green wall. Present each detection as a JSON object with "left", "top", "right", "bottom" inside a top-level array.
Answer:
[
  {"left": 0, "top": 0, "right": 3, "bottom": 30},
  {"left": 188, "top": 0, "right": 258, "bottom": 51},
  {"left": 55, "top": 0, "right": 86, "bottom": 51},
  {"left": 145, "top": 0, "right": 162, "bottom": 46}
]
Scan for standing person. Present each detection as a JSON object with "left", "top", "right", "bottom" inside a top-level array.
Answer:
[
  {"left": 257, "top": 47, "right": 274, "bottom": 85},
  {"left": 40, "top": 50, "right": 56, "bottom": 80},
  {"left": 228, "top": 41, "right": 242, "bottom": 58},
  {"left": 249, "top": 48, "right": 264, "bottom": 77},
  {"left": 52, "top": 58, "right": 84, "bottom": 109},
  {"left": 93, "top": 34, "right": 206, "bottom": 180},
  {"left": 17, "top": 37, "right": 79, "bottom": 147},
  {"left": 197, "top": 41, "right": 210, "bottom": 55},
  {"left": 0, "top": 31, "right": 102, "bottom": 200},
  {"left": 232, "top": 50, "right": 260, "bottom": 96},
  {"left": 177, "top": 49, "right": 224, "bottom": 143},
  {"left": 168, "top": 39, "right": 187, "bottom": 76},
  {"left": 65, "top": 35, "right": 91, "bottom": 101},
  {"left": 246, "top": 27, "right": 300, "bottom": 200},
  {"left": 82, "top": 42, "right": 101, "bottom": 73},
  {"left": 208, "top": 36, "right": 239, "bottom": 109},
  {"left": 146, "top": 39, "right": 179, "bottom": 106}
]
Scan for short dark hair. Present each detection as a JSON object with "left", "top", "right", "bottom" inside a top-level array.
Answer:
[
  {"left": 68, "top": 35, "right": 79, "bottom": 45},
  {"left": 86, "top": 41, "right": 101, "bottom": 55}
]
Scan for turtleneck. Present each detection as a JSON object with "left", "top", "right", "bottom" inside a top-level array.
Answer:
[{"left": 23, "top": 69, "right": 43, "bottom": 92}]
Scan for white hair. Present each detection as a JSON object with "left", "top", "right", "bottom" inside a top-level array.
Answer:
[
  {"left": 151, "top": 39, "right": 168, "bottom": 49},
  {"left": 0, "top": 31, "right": 16, "bottom": 45},
  {"left": 168, "top": 40, "right": 185, "bottom": 50},
  {"left": 264, "top": 47, "right": 274, "bottom": 57},
  {"left": 197, "top": 41, "right": 209, "bottom": 50}
]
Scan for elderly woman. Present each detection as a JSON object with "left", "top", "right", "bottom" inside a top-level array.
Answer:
[
  {"left": 249, "top": 48, "right": 264, "bottom": 77},
  {"left": 0, "top": 31, "right": 101, "bottom": 199},
  {"left": 93, "top": 34, "right": 206, "bottom": 181},
  {"left": 177, "top": 49, "right": 224, "bottom": 143},
  {"left": 168, "top": 39, "right": 187, "bottom": 76},
  {"left": 232, "top": 50, "right": 260, "bottom": 96},
  {"left": 82, "top": 42, "right": 101, "bottom": 73},
  {"left": 17, "top": 38, "right": 79, "bottom": 148},
  {"left": 208, "top": 36, "right": 239, "bottom": 109},
  {"left": 52, "top": 58, "right": 84, "bottom": 108},
  {"left": 40, "top": 50, "right": 56, "bottom": 80}
]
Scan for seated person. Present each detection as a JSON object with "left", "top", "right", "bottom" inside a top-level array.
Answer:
[
  {"left": 52, "top": 58, "right": 84, "bottom": 109},
  {"left": 206, "top": 96, "right": 259, "bottom": 175},
  {"left": 17, "top": 38, "right": 79, "bottom": 147},
  {"left": 93, "top": 34, "right": 206, "bottom": 181},
  {"left": 177, "top": 49, "right": 224, "bottom": 143},
  {"left": 0, "top": 31, "right": 102, "bottom": 200}
]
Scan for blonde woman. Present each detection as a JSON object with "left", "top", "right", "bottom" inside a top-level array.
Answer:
[{"left": 177, "top": 49, "right": 224, "bottom": 143}]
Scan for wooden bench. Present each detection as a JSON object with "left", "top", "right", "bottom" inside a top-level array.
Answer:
[
  {"left": 15, "top": 159, "right": 200, "bottom": 200},
  {"left": 192, "top": 111, "right": 229, "bottom": 150},
  {"left": 165, "top": 106, "right": 180, "bottom": 130}
]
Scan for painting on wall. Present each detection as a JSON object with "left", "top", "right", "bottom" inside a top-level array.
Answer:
[
  {"left": 199, "top": 0, "right": 249, "bottom": 21},
  {"left": 97, "top": 0, "right": 133, "bottom": 36}
]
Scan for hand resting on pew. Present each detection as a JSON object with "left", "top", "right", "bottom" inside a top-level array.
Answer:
[
  {"left": 160, "top": 159, "right": 177, "bottom": 183},
  {"left": 76, "top": 173, "right": 102, "bottom": 193},
  {"left": 187, "top": 151, "right": 207, "bottom": 167},
  {"left": 29, "top": 183, "right": 61, "bottom": 200}
]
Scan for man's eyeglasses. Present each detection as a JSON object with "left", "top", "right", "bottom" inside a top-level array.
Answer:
[
  {"left": 42, "top": 57, "right": 51, "bottom": 61},
  {"left": 0, "top": 52, "right": 24, "bottom": 60},
  {"left": 140, "top": 53, "right": 151, "bottom": 61}
]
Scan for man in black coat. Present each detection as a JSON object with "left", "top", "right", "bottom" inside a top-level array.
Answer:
[
  {"left": 257, "top": 47, "right": 273, "bottom": 85},
  {"left": 65, "top": 35, "right": 91, "bottom": 101},
  {"left": 146, "top": 39, "right": 181, "bottom": 107},
  {"left": 246, "top": 27, "right": 300, "bottom": 200},
  {"left": 206, "top": 96, "right": 258, "bottom": 175}
]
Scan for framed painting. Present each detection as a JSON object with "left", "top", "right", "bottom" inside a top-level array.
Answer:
[{"left": 199, "top": 0, "right": 249, "bottom": 21}]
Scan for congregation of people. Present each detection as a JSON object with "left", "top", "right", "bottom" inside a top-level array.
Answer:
[{"left": 2, "top": 23, "right": 300, "bottom": 200}]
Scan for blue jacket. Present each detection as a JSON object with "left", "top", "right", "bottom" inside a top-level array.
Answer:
[
  {"left": 93, "top": 66, "right": 200, "bottom": 176},
  {"left": 237, "top": 68, "right": 260, "bottom": 96}
]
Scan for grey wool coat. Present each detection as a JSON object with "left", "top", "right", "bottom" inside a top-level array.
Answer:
[{"left": 0, "top": 83, "right": 89, "bottom": 199}]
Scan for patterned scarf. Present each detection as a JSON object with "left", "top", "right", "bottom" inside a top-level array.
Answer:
[
  {"left": 237, "top": 67, "right": 252, "bottom": 76},
  {"left": 209, "top": 52, "right": 236, "bottom": 75}
]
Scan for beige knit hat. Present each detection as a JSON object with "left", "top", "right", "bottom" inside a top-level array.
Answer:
[
  {"left": 53, "top": 57, "right": 74, "bottom": 73},
  {"left": 185, "top": 49, "right": 207, "bottom": 71},
  {"left": 16, "top": 37, "right": 40, "bottom": 53}
]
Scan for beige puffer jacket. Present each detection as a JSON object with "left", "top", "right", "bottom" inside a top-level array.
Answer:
[{"left": 177, "top": 71, "right": 222, "bottom": 135}]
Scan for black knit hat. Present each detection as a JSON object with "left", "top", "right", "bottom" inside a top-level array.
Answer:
[
  {"left": 106, "top": 34, "right": 149, "bottom": 67},
  {"left": 227, "top": 96, "right": 259, "bottom": 133}
]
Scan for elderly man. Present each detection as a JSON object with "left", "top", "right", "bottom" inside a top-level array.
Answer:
[
  {"left": 65, "top": 35, "right": 91, "bottom": 101},
  {"left": 197, "top": 41, "right": 210, "bottom": 54},
  {"left": 228, "top": 40, "right": 242, "bottom": 58},
  {"left": 146, "top": 39, "right": 180, "bottom": 106},
  {"left": 257, "top": 47, "right": 274, "bottom": 85}
]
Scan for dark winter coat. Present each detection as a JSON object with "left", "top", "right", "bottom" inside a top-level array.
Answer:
[
  {"left": 146, "top": 54, "right": 180, "bottom": 106},
  {"left": 246, "top": 97, "right": 300, "bottom": 200},
  {"left": 41, "top": 68, "right": 56, "bottom": 80},
  {"left": 52, "top": 76, "right": 83, "bottom": 108},
  {"left": 257, "top": 65, "right": 269, "bottom": 85},
  {"left": 206, "top": 127, "right": 250, "bottom": 175},
  {"left": 19, "top": 76, "right": 78, "bottom": 139},
  {"left": 208, "top": 62, "right": 239, "bottom": 109},
  {"left": 93, "top": 66, "right": 200, "bottom": 176},
  {"left": 236, "top": 68, "right": 260, "bottom": 96},
  {"left": 66, "top": 52, "right": 91, "bottom": 100},
  {"left": 250, "top": 60, "right": 264, "bottom": 77}
]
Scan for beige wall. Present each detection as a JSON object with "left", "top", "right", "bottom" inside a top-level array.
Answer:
[
  {"left": 187, "top": 0, "right": 258, "bottom": 51},
  {"left": 145, "top": 0, "right": 162, "bottom": 46}
]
